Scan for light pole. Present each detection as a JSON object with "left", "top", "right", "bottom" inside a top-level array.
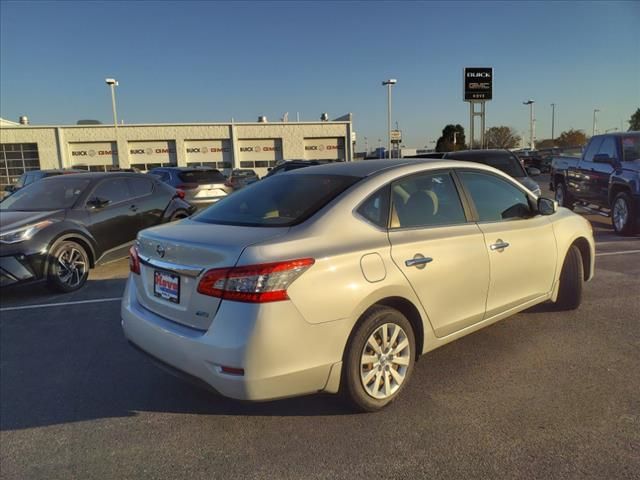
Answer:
[
  {"left": 382, "top": 79, "right": 397, "bottom": 159},
  {"left": 364, "top": 136, "right": 368, "bottom": 157},
  {"left": 105, "top": 78, "right": 119, "bottom": 129},
  {"left": 550, "top": 103, "right": 556, "bottom": 144},
  {"left": 592, "top": 109, "right": 600, "bottom": 136},
  {"left": 523, "top": 100, "right": 535, "bottom": 150}
]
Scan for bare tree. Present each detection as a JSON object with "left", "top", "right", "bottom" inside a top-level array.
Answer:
[{"left": 485, "top": 126, "right": 521, "bottom": 149}]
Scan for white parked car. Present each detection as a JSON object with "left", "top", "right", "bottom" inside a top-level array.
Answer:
[{"left": 122, "top": 159, "right": 595, "bottom": 411}]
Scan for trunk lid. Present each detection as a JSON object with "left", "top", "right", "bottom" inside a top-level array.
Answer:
[{"left": 133, "top": 218, "right": 289, "bottom": 330}]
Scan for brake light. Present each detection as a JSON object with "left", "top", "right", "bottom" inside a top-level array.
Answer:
[
  {"left": 224, "top": 180, "right": 233, "bottom": 187},
  {"left": 197, "top": 258, "right": 315, "bottom": 303},
  {"left": 177, "top": 183, "right": 198, "bottom": 190},
  {"left": 175, "top": 189, "right": 186, "bottom": 199},
  {"left": 129, "top": 245, "right": 140, "bottom": 274}
]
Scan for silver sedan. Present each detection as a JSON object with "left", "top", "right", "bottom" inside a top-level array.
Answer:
[{"left": 122, "top": 159, "right": 595, "bottom": 411}]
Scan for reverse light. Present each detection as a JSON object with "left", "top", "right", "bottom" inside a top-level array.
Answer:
[
  {"left": 197, "top": 258, "right": 315, "bottom": 303},
  {"left": 0, "top": 220, "right": 55, "bottom": 244},
  {"left": 129, "top": 245, "right": 141, "bottom": 274}
]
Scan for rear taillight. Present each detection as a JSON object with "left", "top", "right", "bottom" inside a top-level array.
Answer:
[
  {"left": 129, "top": 245, "right": 140, "bottom": 274},
  {"left": 224, "top": 180, "right": 233, "bottom": 187},
  {"left": 177, "top": 183, "right": 198, "bottom": 190},
  {"left": 175, "top": 189, "right": 186, "bottom": 199},
  {"left": 197, "top": 258, "right": 315, "bottom": 303}
]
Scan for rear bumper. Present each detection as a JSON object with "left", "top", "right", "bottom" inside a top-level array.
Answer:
[{"left": 121, "top": 278, "right": 349, "bottom": 401}]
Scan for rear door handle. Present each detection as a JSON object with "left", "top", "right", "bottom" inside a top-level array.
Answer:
[
  {"left": 490, "top": 240, "right": 510, "bottom": 251},
  {"left": 405, "top": 257, "right": 433, "bottom": 267}
]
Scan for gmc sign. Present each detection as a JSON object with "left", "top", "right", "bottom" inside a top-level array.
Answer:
[{"left": 464, "top": 67, "right": 493, "bottom": 101}]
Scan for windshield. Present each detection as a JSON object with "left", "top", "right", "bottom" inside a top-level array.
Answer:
[
  {"left": 622, "top": 134, "right": 640, "bottom": 161},
  {"left": 178, "top": 170, "right": 226, "bottom": 184},
  {"left": 448, "top": 151, "right": 527, "bottom": 177},
  {"left": 0, "top": 177, "right": 90, "bottom": 211},
  {"left": 193, "top": 174, "right": 360, "bottom": 227}
]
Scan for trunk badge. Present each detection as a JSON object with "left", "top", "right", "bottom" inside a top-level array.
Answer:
[{"left": 156, "top": 244, "right": 166, "bottom": 258}]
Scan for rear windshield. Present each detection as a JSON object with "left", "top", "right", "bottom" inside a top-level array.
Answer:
[
  {"left": 622, "top": 134, "right": 640, "bottom": 162},
  {"left": 193, "top": 174, "right": 360, "bottom": 227},
  {"left": 1, "top": 177, "right": 90, "bottom": 211},
  {"left": 448, "top": 151, "right": 527, "bottom": 177},
  {"left": 178, "top": 170, "right": 226, "bottom": 184}
]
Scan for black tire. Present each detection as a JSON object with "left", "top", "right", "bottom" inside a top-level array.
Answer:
[
  {"left": 342, "top": 306, "right": 416, "bottom": 412},
  {"left": 555, "top": 181, "right": 574, "bottom": 211},
  {"left": 554, "top": 245, "right": 584, "bottom": 311},
  {"left": 46, "top": 241, "right": 90, "bottom": 293},
  {"left": 169, "top": 210, "right": 189, "bottom": 222},
  {"left": 611, "top": 192, "right": 637, "bottom": 236}
]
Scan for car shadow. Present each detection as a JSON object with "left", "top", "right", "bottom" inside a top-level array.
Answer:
[{"left": 0, "top": 277, "right": 353, "bottom": 431}]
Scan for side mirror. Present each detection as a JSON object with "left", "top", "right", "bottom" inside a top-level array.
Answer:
[
  {"left": 526, "top": 167, "right": 541, "bottom": 176},
  {"left": 87, "top": 197, "right": 110, "bottom": 209},
  {"left": 593, "top": 153, "right": 613, "bottom": 164},
  {"left": 538, "top": 197, "right": 557, "bottom": 215}
]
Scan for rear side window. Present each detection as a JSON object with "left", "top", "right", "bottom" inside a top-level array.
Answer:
[
  {"left": 178, "top": 170, "right": 226, "bottom": 184},
  {"left": 91, "top": 178, "right": 131, "bottom": 204},
  {"left": 194, "top": 174, "right": 360, "bottom": 227},
  {"left": 357, "top": 185, "right": 390, "bottom": 228},
  {"left": 459, "top": 171, "right": 532, "bottom": 222},
  {"left": 622, "top": 135, "right": 640, "bottom": 161},
  {"left": 127, "top": 177, "right": 154, "bottom": 197},
  {"left": 391, "top": 172, "right": 467, "bottom": 228}
]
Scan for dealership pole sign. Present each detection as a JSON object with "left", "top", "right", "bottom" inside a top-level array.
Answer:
[
  {"left": 464, "top": 67, "right": 492, "bottom": 150},
  {"left": 464, "top": 67, "right": 493, "bottom": 101}
]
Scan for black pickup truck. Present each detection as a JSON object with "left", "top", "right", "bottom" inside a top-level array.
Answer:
[{"left": 550, "top": 132, "right": 640, "bottom": 235}]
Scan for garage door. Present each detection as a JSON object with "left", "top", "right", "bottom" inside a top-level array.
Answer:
[
  {"left": 68, "top": 142, "right": 119, "bottom": 171},
  {"left": 129, "top": 140, "right": 177, "bottom": 171},
  {"left": 304, "top": 138, "right": 345, "bottom": 160},
  {"left": 185, "top": 140, "right": 232, "bottom": 171},
  {"left": 0, "top": 143, "right": 40, "bottom": 193}
]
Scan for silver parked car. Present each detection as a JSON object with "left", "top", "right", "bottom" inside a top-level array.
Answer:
[
  {"left": 148, "top": 167, "right": 232, "bottom": 208},
  {"left": 122, "top": 159, "right": 595, "bottom": 411}
]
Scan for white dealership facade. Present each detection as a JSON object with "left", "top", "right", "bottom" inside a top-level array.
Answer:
[{"left": 0, "top": 116, "right": 353, "bottom": 190}]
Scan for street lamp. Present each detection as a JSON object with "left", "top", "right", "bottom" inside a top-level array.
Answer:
[
  {"left": 523, "top": 100, "right": 535, "bottom": 150},
  {"left": 105, "top": 78, "right": 119, "bottom": 129},
  {"left": 550, "top": 103, "right": 556, "bottom": 143},
  {"left": 382, "top": 79, "right": 397, "bottom": 159},
  {"left": 593, "top": 109, "right": 600, "bottom": 136}
]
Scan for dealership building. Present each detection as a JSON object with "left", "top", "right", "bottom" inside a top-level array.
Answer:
[{"left": 0, "top": 115, "right": 354, "bottom": 191}]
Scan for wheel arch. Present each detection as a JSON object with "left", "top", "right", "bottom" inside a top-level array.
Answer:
[
  {"left": 47, "top": 232, "right": 97, "bottom": 269},
  {"left": 571, "top": 237, "right": 592, "bottom": 282},
  {"left": 608, "top": 182, "right": 631, "bottom": 207},
  {"left": 345, "top": 296, "right": 425, "bottom": 362}
]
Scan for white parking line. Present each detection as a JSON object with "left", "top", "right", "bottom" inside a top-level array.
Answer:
[
  {"left": 595, "top": 250, "right": 640, "bottom": 257},
  {"left": 0, "top": 297, "right": 122, "bottom": 312}
]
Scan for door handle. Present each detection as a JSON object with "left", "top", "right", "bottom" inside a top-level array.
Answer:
[
  {"left": 405, "top": 256, "right": 433, "bottom": 267},
  {"left": 490, "top": 240, "right": 510, "bottom": 251}
]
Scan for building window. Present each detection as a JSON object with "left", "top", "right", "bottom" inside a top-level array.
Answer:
[{"left": 0, "top": 143, "right": 40, "bottom": 193}]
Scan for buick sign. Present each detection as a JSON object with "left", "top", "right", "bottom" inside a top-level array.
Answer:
[{"left": 464, "top": 67, "right": 493, "bottom": 101}]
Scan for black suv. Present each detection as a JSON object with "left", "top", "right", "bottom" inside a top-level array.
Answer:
[{"left": 0, "top": 172, "right": 195, "bottom": 291}]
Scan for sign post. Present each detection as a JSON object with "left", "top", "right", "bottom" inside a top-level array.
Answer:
[{"left": 464, "top": 67, "right": 493, "bottom": 149}]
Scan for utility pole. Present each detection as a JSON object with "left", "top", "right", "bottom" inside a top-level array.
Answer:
[
  {"left": 523, "top": 100, "right": 535, "bottom": 150},
  {"left": 551, "top": 103, "right": 556, "bottom": 144},
  {"left": 593, "top": 109, "right": 600, "bottom": 136},
  {"left": 382, "top": 79, "right": 397, "bottom": 159}
]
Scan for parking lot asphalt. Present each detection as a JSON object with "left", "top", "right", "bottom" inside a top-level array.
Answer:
[{"left": 1, "top": 176, "right": 639, "bottom": 480}]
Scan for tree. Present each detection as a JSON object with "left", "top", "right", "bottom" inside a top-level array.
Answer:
[
  {"left": 555, "top": 129, "right": 588, "bottom": 148},
  {"left": 535, "top": 138, "right": 556, "bottom": 149},
  {"left": 628, "top": 108, "right": 640, "bottom": 131},
  {"left": 485, "top": 126, "right": 521, "bottom": 149},
  {"left": 436, "top": 124, "right": 466, "bottom": 152}
]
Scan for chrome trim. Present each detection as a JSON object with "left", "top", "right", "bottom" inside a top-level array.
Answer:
[
  {"left": 138, "top": 253, "right": 204, "bottom": 278},
  {"left": 490, "top": 241, "right": 510, "bottom": 251},
  {"left": 405, "top": 257, "right": 433, "bottom": 267}
]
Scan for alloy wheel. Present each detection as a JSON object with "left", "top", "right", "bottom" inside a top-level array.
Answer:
[
  {"left": 55, "top": 246, "right": 87, "bottom": 288},
  {"left": 360, "top": 323, "right": 411, "bottom": 400},
  {"left": 613, "top": 197, "right": 628, "bottom": 232}
]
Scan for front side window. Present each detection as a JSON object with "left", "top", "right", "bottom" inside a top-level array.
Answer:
[
  {"left": 0, "top": 177, "right": 90, "bottom": 211},
  {"left": 598, "top": 137, "right": 618, "bottom": 161},
  {"left": 90, "top": 178, "right": 131, "bottom": 205},
  {"left": 459, "top": 171, "right": 532, "bottom": 222},
  {"left": 582, "top": 137, "right": 603, "bottom": 162},
  {"left": 127, "top": 178, "right": 154, "bottom": 197},
  {"left": 391, "top": 172, "right": 467, "bottom": 228},
  {"left": 622, "top": 134, "right": 640, "bottom": 161}
]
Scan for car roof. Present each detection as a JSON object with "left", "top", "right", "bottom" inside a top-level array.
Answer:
[
  {"left": 39, "top": 172, "right": 152, "bottom": 181},
  {"left": 152, "top": 166, "right": 217, "bottom": 171},
  {"left": 286, "top": 158, "right": 500, "bottom": 178},
  {"left": 445, "top": 149, "right": 512, "bottom": 157}
]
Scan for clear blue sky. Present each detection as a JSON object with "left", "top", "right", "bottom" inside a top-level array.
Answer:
[{"left": 1, "top": 0, "right": 638, "bottom": 148}]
